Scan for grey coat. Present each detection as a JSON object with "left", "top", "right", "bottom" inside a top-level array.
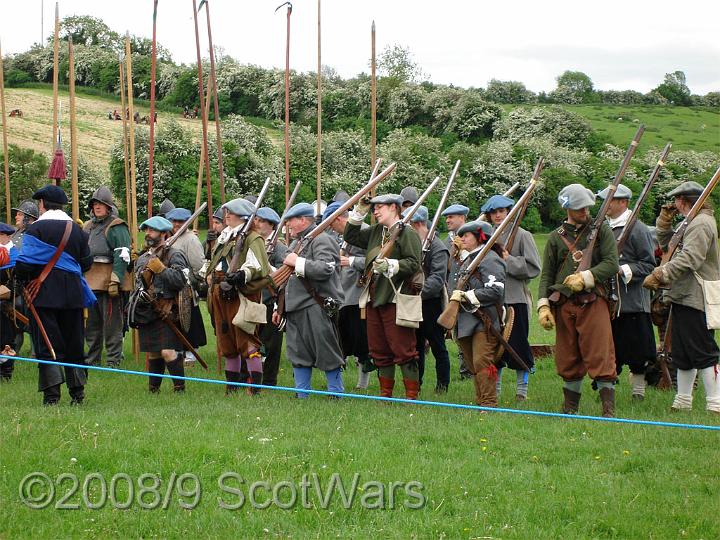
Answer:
[
  {"left": 263, "top": 240, "right": 288, "bottom": 305},
  {"left": 172, "top": 230, "right": 205, "bottom": 277},
  {"left": 496, "top": 227, "right": 540, "bottom": 307},
  {"left": 456, "top": 249, "right": 506, "bottom": 339},
  {"left": 339, "top": 225, "right": 367, "bottom": 307},
  {"left": 444, "top": 232, "right": 464, "bottom": 291},
  {"left": 657, "top": 209, "right": 719, "bottom": 311},
  {"left": 422, "top": 236, "right": 450, "bottom": 300},
  {"left": 135, "top": 248, "right": 190, "bottom": 300},
  {"left": 284, "top": 224, "right": 343, "bottom": 313},
  {"left": 610, "top": 218, "right": 655, "bottom": 313}
]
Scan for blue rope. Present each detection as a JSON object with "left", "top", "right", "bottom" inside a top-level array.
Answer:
[{"left": 4, "top": 354, "right": 720, "bottom": 432}]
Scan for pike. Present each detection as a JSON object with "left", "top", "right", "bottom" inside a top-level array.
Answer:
[
  {"left": 267, "top": 179, "right": 303, "bottom": 256},
  {"left": 422, "top": 160, "right": 460, "bottom": 263},
  {"left": 438, "top": 158, "right": 544, "bottom": 331},
  {"left": 576, "top": 125, "right": 644, "bottom": 273},
  {"left": 270, "top": 162, "right": 396, "bottom": 290},
  {"left": 0, "top": 38, "right": 10, "bottom": 222},
  {"left": 656, "top": 163, "right": 720, "bottom": 389},
  {"left": 339, "top": 159, "right": 382, "bottom": 256},
  {"left": 358, "top": 174, "right": 442, "bottom": 288},
  {"left": 276, "top": 2, "right": 293, "bottom": 207},
  {"left": 503, "top": 160, "right": 545, "bottom": 253},
  {"left": 226, "top": 178, "right": 272, "bottom": 273},
  {"left": 147, "top": 0, "right": 159, "bottom": 216},
  {"left": 68, "top": 37, "right": 79, "bottom": 221}
]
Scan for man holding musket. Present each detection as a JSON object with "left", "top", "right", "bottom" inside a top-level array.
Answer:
[
  {"left": 83, "top": 186, "right": 132, "bottom": 368},
  {"left": 207, "top": 198, "right": 271, "bottom": 394},
  {"left": 537, "top": 184, "right": 619, "bottom": 417},
  {"left": 597, "top": 184, "right": 656, "bottom": 400},
  {"left": 14, "top": 185, "right": 94, "bottom": 405},
  {"left": 272, "top": 202, "right": 345, "bottom": 398},
  {"left": 643, "top": 181, "right": 719, "bottom": 413},
  {"left": 132, "top": 216, "right": 191, "bottom": 393},
  {"left": 481, "top": 194, "right": 541, "bottom": 401}
]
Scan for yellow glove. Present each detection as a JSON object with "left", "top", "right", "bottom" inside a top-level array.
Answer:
[
  {"left": 656, "top": 203, "right": 677, "bottom": 230},
  {"left": 354, "top": 196, "right": 372, "bottom": 217},
  {"left": 538, "top": 305, "right": 555, "bottom": 331},
  {"left": 642, "top": 267, "right": 665, "bottom": 291},
  {"left": 451, "top": 236, "right": 464, "bottom": 252},
  {"left": 146, "top": 257, "right": 166, "bottom": 274},
  {"left": 108, "top": 273, "right": 120, "bottom": 298},
  {"left": 563, "top": 272, "right": 585, "bottom": 293},
  {"left": 450, "top": 289, "right": 465, "bottom": 303}
]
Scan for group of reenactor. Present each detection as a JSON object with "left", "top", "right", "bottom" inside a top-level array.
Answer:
[{"left": 1, "top": 166, "right": 718, "bottom": 419}]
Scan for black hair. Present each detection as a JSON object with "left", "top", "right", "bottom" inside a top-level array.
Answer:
[{"left": 42, "top": 200, "right": 63, "bottom": 211}]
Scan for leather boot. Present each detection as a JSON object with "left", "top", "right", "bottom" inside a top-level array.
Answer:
[
  {"left": 248, "top": 372, "right": 263, "bottom": 396},
  {"left": 69, "top": 386, "right": 85, "bottom": 405},
  {"left": 599, "top": 387, "right": 615, "bottom": 418},
  {"left": 378, "top": 376, "right": 395, "bottom": 398},
  {"left": 403, "top": 379, "right": 420, "bottom": 400},
  {"left": 225, "top": 371, "right": 240, "bottom": 395},
  {"left": 43, "top": 384, "right": 61, "bottom": 405},
  {"left": 166, "top": 355, "right": 186, "bottom": 392},
  {"left": 562, "top": 388, "right": 581, "bottom": 414},
  {"left": 148, "top": 358, "right": 165, "bottom": 392}
]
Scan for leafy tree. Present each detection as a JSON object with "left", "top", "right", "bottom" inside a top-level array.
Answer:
[
  {"left": 60, "top": 15, "right": 120, "bottom": 50},
  {"left": 551, "top": 70, "right": 596, "bottom": 104},
  {"left": 446, "top": 93, "right": 502, "bottom": 142},
  {"left": 485, "top": 79, "right": 535, "bottom": 104},
  {"left": 377, "top": 44, "right": 426, "bottom": 84},
  {"left": 653, "top": 71, "right": 691, "bottom": 106},
  {"left": 0, "top": 145, "right": 49, "bottom": 208},
  {"left": 494, "top": 106, "right": 593, "bottom": 149},
  {"left": 704, "top": 92, "right": 720, "bottom": 108}
]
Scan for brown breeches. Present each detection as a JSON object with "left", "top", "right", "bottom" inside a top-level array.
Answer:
[
  {"left": 458, "top": 330, "right": 498, "bottom": 407},
  {"left": 554, "top": 297, "right": 617, "bottom": 382},
  {"left": 366, "top": 303, "right": 418, "bottom": 367},
  {"left": 209, "top": 286, "right": 261, "bottom": 358}
]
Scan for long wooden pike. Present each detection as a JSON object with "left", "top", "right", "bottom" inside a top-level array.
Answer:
[
  {"left": 68, "top": 37, "right": 79, "bottom": 221},
  {"left": 200, "top": 0, "right": 226, "bottom": 204},
  {"left": 0, "top": 39, "right": 10, "bottom": 222},
  {"left": 370, "top": 21, "right": 377, "bottom": 187},
  {"left": 118, "top": 57, "right": 132, "bottom": 234},
  {"left": 276, "top": 2, "right": 292, "bottom": 207},
  {"left": 193, "top": 77, "right": 213, "bottom": 233},
  {"left": 192, "top": 0, "right": 214, "bottom": 224},
  {"left": 315, "top": 0, "right": 322, "bottom": 220},
  {"left": 52, "top": 2, "right": 59, "bottom": 153},
  {"left": 148, "top": 0, "right": 159, "bottom": 217}
]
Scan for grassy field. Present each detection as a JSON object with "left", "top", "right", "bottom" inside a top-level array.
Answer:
[{"left": 2, "top": 229, "right": 720, "bottom": 538}]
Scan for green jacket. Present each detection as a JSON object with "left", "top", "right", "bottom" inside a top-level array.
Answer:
[
  {"left": 538, "top": 221, "right": 619, "bottom": 300},
  {"left": 344, "top": 221, "right": 422, "bottom": 307},
  {"left": 657, "top": 209, "right": 719, "bottom": 311}
]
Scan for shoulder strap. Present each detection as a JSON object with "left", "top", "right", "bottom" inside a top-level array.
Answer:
[{"left": 25, "top": 221, "right": 73, "bottom": 303}]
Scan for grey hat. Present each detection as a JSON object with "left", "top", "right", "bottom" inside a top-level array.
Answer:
[
  {"left": 597, "top": 184, "right": 632, "bottom": 200},
  {"left": 558, "top": 184, "right": 596, "bottom": 210},
  {"left": 668, "top": 181, "right": 704, "bottom": 198},
  {"left": 11, "top": 200, "right": 39, "bottom": 220},
  {"left": 158, "top": 198, "right": 175, "bottom": 216},
  {"left": 457, "top": 220, "right": 493, "bottom": 238},
  {"left": 441, "top": 204, "right": 470, "bottom": 216},
  {"left": 400, "top": 186, "right": 419, "bottom": 205},
  {"left": 285, "top": 202, "right": 315, "bottom": 219},
  {"left": 402, "top": 205, "right": 428, "bottom": 223},
  {"left": 212, "top": 207, "right": 225, "bottom": 221},
  {"left": 222, "top": 198, "right": 255, "bottom": 217},
  {"left": 333, "top": 190, "right": 350, "bottom": 203},
  {"left": 244, "top": 194, "right": 259, "bottom": 204},
  {"left": 370, "top": 194, "right": 403, "bottom": 207},
  {"left": 165, "top": 208, "right": 192, "bottom": 222},
  {"left": 256, "top": 207, "right": 281, "bottom": 225},
  {"left": 88, "top": 186, "right": 117, "bottom": 211}
]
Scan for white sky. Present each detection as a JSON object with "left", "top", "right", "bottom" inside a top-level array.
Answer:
[{"left": 3, "top": 0, "right": 719, "bottom": 94}]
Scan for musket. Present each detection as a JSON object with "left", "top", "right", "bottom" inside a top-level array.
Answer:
[
  {"left": 270, "top": 162, "right": 397, "bottom": 290},
  {"left": 656, "top": 309, "right": 673, "bottom": 390},
  {"left": 660, "top": 163, "right": 720, "bottom": 265},
  {"left": 422, "top": 160, "right": 460, "bottom": 263},
  {"left": 616, "top": 143, "right": 671, "bottom": 254},
  {"left": 340, "top": 159, "right": 383, "bottom": 257},
  {"left": 357, "top": 174, "right": 442, "bottom": 288},
  {"left": 145, "top": 202, "right": 208, "bottom": 258},
  {"left": 437, "top": 159, "right": 543, "bottom": 330},
  {"left": 1, "top": 302, "right": 29, "bottom": 326},
  {"left": 504, "top": 158, "right": 545, "bottom": 253},
  {"left": 576, "top": 125, "right": 644, "bottom": 272},
  {"left": 267, "top": 179, "right": 303, "bottom": 255},
  {"left": 226, "top": 177, "right": 271, "bottom": 273}
]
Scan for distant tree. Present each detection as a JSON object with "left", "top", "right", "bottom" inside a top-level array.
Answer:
[
  {"left": 446, "top": 93, "right": 502, "bottom": 142},
  {"left": 551, "top": 70, "right": 596, "bottom": 103},
  {"left": 485, "top": 79, "right": 535, "bottom": 104},
  {"left": 377, "top": 44, "right": 426, "bottom": 84},
  {"left": 704, "top": 92, "right": 720, "bottom": 108},
  {"left": 59, "top": 15, "right": 120, "bottom": 50},
  {"left": 653, "top": 71, "right": 691, "bottom": 106}
]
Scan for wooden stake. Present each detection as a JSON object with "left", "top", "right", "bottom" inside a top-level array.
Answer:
[
  {"left": 316, "top": 0, "right": 322, "bottom": 218},
  {"left": 0, "top": 40, "right": 11, "bottom": 223},
  {"left": 203, "top": 0, "right": 226, "bottom": 204},
  {"left": 118, "top": 58, "right": 131, "bottom": 228},
  {"left": 148, "top": 0, "right": 159, "bottom": 217},
  {"left": 52, "top": 2, "right": 59, "bottom": 152},
  {"left": 192, "top": 0, "right": 213, "bottom": 225},
  {"left": 68, "top": 37, "right": 79, "bottom": 221}
]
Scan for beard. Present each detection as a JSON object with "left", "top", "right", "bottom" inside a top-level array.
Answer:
[{"left": 145, "top": 236, "right": 160, "bottom": 248}]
